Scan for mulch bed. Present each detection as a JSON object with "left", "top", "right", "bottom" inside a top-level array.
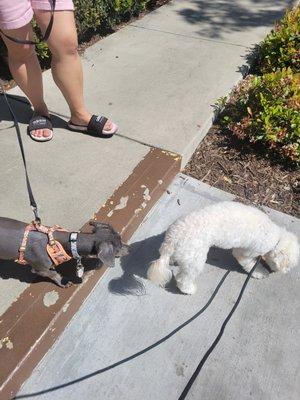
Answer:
[{"left": 184, "top": 125, "right": 299, "bottom": 218}]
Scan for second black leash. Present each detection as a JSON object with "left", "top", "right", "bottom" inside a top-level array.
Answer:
[
  {"left": 178, "top": 257, "right": 261, "bottom": 400},
  {"left": 0, "top": 84, "right": 41, "bottom": 223}
]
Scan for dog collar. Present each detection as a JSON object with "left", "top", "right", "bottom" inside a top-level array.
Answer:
[
  {"left": 70, "top": 232, "right": 81, "bottom": 259},
  {"left": 69, "top": 232, "right": 84, "bottom": 278}
]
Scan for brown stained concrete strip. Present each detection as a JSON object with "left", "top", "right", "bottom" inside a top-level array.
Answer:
[{"left": 0, "top": 148, "right": 181, "bottom": 400}]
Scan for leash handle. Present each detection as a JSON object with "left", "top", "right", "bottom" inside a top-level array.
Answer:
[
  {"left": 1, "top": 83, "right": 41, "bottom": 223},
  {"left": 0, "top": 0, "right": 56, "bottom": 45}
]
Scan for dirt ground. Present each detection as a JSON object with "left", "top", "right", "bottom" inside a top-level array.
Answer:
[{"left": 184, "top": 125, "right": 299, "bottom": 218}]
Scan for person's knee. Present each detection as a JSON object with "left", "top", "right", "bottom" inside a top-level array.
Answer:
[
  {"left": 7, "top": 44, "right": 35, "bottom": 63},
  {"left": 50, "top": 36, "right": 78, "bottom": 60}
]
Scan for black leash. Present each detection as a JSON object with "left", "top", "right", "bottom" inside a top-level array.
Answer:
[
  {"left": 0, "top": 1, "right": 56, "bottom": 222},
  {"left": 177, "top": 257, "right": 261, "bottom": 400},
  {"left": 0, "top": 0, "right": 56, "bottom": 45},
  {"left": 14, "top": 270, "right": 231, "bottom": 399},
  {"left": 0, "top": 83, "right": 41, "bottom": 223},
  {"left": 14, "top": 259, "right": 260, "bottom": 399}
]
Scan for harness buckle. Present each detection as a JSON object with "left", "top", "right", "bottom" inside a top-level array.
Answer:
[{"left": 31, "top": 206, "right": 41, "bottom": 225}]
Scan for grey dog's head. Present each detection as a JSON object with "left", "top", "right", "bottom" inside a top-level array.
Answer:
[{"left": 89, "top": 221, "right": 129, "bottom": 268}]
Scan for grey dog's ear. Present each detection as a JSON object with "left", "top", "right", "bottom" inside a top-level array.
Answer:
[
  {"left": 97, "top": 242, "right": 115, "bottom": 268},
  {"left": 89, "top": 220, "right": 111, "bottom": 229}
]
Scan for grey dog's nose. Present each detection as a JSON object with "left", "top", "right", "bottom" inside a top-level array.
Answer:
[{"left": 117, "top": 244, "right": 130, "bottom": 257}]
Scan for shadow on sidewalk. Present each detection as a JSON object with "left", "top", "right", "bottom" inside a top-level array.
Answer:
[
  {"left": 108, "top": 232, "right": 246, "bottom": 296},
  {"left": 0, "top": 260, "right": 36, "bottom": 284},
  {"left": 0, "top": 94, "right": 67, "bottom": 129},
  {"left": 0, "top": 258, "right": 99, "bottom": 286},
  {"left": 177, "top": 0, "right": 294, "bottom": 40}
]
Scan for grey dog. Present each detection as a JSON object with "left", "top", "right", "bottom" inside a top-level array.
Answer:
[{"left": 0, "top": 217, "right": 128, "bottom": 287}]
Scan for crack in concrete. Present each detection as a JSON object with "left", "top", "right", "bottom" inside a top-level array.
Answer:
[{"left": 129, "top": 24, "right": 248, "bottom": 49}]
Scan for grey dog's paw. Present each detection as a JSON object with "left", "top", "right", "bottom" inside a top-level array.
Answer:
[{"left": 59, "top": 278, "right": 73, "bottom": 288}]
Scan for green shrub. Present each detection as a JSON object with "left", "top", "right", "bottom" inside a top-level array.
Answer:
[
  {"left": 73, "top": 0, "right": 149, "bottom": 35},
  {"left": 220, "top": 69, "right": 300, "bottom": 166},
  {"left": 258, "top": 6, "right": 300, "bottom": 73}
]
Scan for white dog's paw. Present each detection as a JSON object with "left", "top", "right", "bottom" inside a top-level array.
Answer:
[
  {"left": 176, "top": 280, "right": 197, "bottom": 295},
  {"left": 251, "top": 271, "right": 268, "bottom": 279},
  {"left": 251, "top": 264, "right": 269, "bottom": 279}
]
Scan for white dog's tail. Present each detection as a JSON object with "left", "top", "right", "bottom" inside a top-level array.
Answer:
[{"left": 147, "top": 240, "right": 174, "bottom": 286}]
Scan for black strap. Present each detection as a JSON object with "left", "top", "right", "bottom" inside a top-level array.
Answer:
[
  {"left": 12, "top": 260, "right": 261, "bottom": 399},
  {"left": 178, "top": 257, "right": 261, "bottom": 400},
  {"left": 28, "top": 114, "right": 52, "bottom": 133},
  {"left": 87, "top": 115, "right": 108, "bottom": 135},
  {"left": 0, "top": 84, "right": 41, "bottom": 223},
  {"left": 0, "top": 0, "right": 56, "bottom": 45},
  {"left": 13, "top": 270, "right": 231, "bottom": 398}
]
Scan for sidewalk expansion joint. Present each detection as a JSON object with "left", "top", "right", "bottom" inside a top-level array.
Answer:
[
  {"left": 129, "top": 25, "right": 248, "bottom": 49},
  {"left": 115, "top": 132, "right": 169, "bottom": 153}
]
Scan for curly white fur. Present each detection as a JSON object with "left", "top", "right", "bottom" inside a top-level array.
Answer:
[{"left": 147, "top": 201, "right": 299, "bottom": 295}]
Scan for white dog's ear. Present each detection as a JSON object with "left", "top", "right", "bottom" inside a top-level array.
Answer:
[{"left": 266, "top": 231, "right": 300, "bottom": 273}]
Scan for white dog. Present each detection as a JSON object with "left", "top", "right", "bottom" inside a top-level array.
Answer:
[{"left": 147, "top": 201, "right": 299, "bottom": 294}]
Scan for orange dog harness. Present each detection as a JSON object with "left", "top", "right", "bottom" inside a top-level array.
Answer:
[{"left": 15, "top": 221, "right": 71, "bottom": 266}]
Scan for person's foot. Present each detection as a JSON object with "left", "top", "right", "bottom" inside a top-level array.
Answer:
[
  {"left": 70, "top": 111, "right": 116, "bottom": 135},
  {"left": 29, "top": 105, "right": 53, "bottom": 141}
]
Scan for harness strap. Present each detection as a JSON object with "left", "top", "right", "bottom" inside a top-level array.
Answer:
[
  {"left": 16, "top": 223, "right": 36, "bottom": 265},
  {"left": 16, "top": 222, "right": 70, "bottom": 265}
]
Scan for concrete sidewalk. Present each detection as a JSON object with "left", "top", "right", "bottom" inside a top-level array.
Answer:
[
  {"left": 17, "top": 175, "right": 300, "bottom": 400},
  {"left": 0, "top": 0, "right": 292, "bottom": 311},
  {"left": 20, "top": 0, "right": 294, "bottom": 163},
  {"left": 0, "top": 0, "right": 295, "bottom": 395}
]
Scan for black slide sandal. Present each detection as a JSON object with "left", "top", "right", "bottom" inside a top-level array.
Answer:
[
  {"left": 27, "top": 115, "right": 53, "bottom": 142},
  {"left": 68, "top": 115, "right": 118, "bottom": 138}
]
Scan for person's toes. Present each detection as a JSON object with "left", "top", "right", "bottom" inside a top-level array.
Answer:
[
  {"left": 104, "top": 120, "right": 113, "bottom": 131},
  {"left": 42, "top": 129, "right": 52, "bottom": 138},
  {"left": 31, "top": 130, "right": 39, "bottom": 138}
]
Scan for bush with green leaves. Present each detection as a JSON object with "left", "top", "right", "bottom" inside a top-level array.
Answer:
[
  {"left": 73, "top": 0, "right": 150, "bottom": 36},
  {"left": 257, "top": 5, "right": 300, "bottom": 73},
  {"left": 220, "top": 68, "right": 300, "bottom": 166}
]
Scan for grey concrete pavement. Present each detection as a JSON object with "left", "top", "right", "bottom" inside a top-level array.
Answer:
[
  {"left": 0, "top": 0, "right": 295, "bottom": 349},
  {"left": 18, "top": 175, "right": 300, "bottom": 400},
  {"left": 132, "top": 0, "right": 295, "bottom": 47}
]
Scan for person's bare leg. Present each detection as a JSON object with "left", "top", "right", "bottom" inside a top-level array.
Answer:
[
  {"left": 34, "top": 10, "right": 113, "bottom": 131},
  {"left": 0, "top": 25, "right": 52, "bottom": 139}
]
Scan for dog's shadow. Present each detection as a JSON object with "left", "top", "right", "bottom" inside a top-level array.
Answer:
[
  {"left": 0, "top": 258, "right": 99, "bottom": 286},
  {"left": 108, "top": 233, "right": 246, "bottom": 296},
  {"left": 0, "top": 259, "right": 36, "bottom": 284}
]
